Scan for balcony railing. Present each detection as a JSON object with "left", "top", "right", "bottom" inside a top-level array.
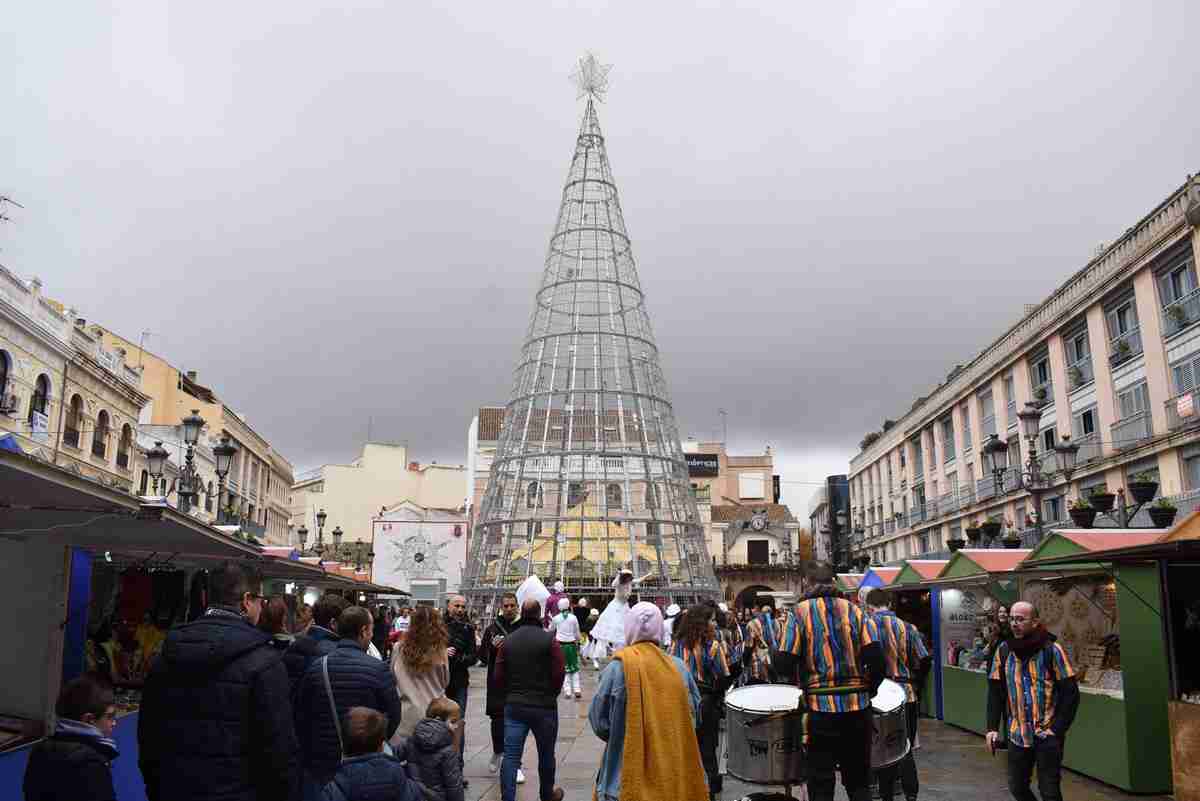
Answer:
[
  {"left": 1109, "top": 327, "right": 1143, "bottom": 368},
  {"left": 1162, "top": 288, "right": 1200, "bottom": 337},
  {"left": 1166, "top": 390, "right": 1200, "bottom": 431},
  {"left": 63, "top": 427, "right": 80, "bottom": 448},
  {"left": 940, "top": 492, "right": 959, "bottom": 515},
  {"left": 116, "top": 451, "right": 130, "bottom": 469},
  {"left": 1074, "top": 433, "right": 1102, "bottom": 464},
  {"left": 976, "top": 475, "right": 996, "bottom": 501},
  {"left": 1111, "top": 412, "right": 1152, "bottom": 450},
  {"left": 885, "top": 519, "right": 896, "bottom": 534},
  {"left": 1066, "top": 358, "right": 1094, "bottom": 391},
  {"left": 91, "top": 438, "right": 107, "bottom": 459},
  {"left": 908, "top": 506, "right": 927, "bottom": 526},
  {"left": 1007, "top": 402, "right": 1017, "bottom": 429}
]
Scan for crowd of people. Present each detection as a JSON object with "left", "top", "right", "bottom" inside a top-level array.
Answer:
[{"left": 23, "top": 560, "right": 1081, "bottom": 801}]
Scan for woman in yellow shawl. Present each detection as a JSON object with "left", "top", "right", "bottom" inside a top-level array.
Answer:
[{"left": 588, "top": 602, "right": 711, "bottom": 801}]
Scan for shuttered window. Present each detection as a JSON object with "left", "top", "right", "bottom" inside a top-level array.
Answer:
[
  {"left": 1071, "top": 407, "right": 1097, "bottom": 438},
  {"left": 1106, "top": 300, "right": 1138, "bottom": 338},
  {"left": 1066, "top": 331, "right": 1090, "bottom": 363},
  {"left": 1117, "top": 382, "right": 1150, "bottom": 419},
  {"left": 1159, "top": 258, "right": 1197, "bottom": 305},
  {"left": 1171, "top": 354, "right": 1200, "bottom": 395}
]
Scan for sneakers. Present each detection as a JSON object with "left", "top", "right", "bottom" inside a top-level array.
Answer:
[
  {"left": 488, "top": 753, "right": 501, "bottom": 774},
  {"left": 516, "top": 768, "right": 526, "bottom": 784}
]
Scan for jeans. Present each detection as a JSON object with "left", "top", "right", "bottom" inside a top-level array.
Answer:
[
  {"left": 876, "top": 703, "right": 920, "bottom": 801},
  {"left": 491, "top": 715, "right": 505, "bottom": 755},
  {"left": 806, "top": 709, "right": 873, "bottom": 801},
  {"left": 502, "top": 703, "right": 558, "bottom": 801},
  {"left": 1007, "top": 735, "right": 1064, "bottom": 801},
  {"left": 698, "top": 692, "right": 723, "bottom": 793},
  {"left": 448, "top": 683, "right": 468, "bottom": 764}
]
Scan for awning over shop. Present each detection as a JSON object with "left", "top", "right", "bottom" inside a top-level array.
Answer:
[
  {"left": 1020, "top": 512, "right": 1200, "bottom": 568},
  {"left": 836, "top": 573, "right": 864, "bottom": 592},
  {"left": 0, "top": 448, "right": 260, "bottom": 561},
  {"left": 892, "top": 559, "right": 949, "bottom": 586},
  {"left": 932, "top": 549, "right": 1032, "bottom": 582},
  {"left": 861, "top": 567, "right": 901, "bottom": 588}
]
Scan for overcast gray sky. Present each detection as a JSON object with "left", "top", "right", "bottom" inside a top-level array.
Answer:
[{"left": 3, "top": 1, "right": 1196, "bottom": 511}]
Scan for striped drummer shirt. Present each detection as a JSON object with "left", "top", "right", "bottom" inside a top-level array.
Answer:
[
  {"left": 990, "top": 639, "right": 1076, "bottom": 748},
  {"left": 671, "top": 638, "right": 730, "bottom": 689},
  {"left": 778, "top": 595, "right": 879, "bottom": 713},
  {"left": 870, "top": 610, "right": 929, "bottom": 703}
]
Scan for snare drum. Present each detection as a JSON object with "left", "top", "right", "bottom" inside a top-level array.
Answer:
[
  {"left": 870, "top": 679, "right": 911, "bottom": 768},
  {"left": 724, "top": 684, "right": 807, "bottom": 785}
]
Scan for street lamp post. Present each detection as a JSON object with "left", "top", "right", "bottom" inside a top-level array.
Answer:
[
  {"left": 146, "top": 441, "right": 169, "bottom": 496},
  {"left": 980, "top": 402, "right": 1080, "bottom": 548},
  {"left": 213, "top": 435, "right": 237, "bottom": 524},
  {"left": 176, "top": 409, "right": 206, "bottom": 513},
  {"left": 313, "top": 508, "right": 328, "bottom": 557}
]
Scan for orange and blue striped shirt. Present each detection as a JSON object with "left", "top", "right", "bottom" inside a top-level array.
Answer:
[
  {"left": 871, "top": 610, "right": 929, "bottom": 703},
  {"left": 778, "top": 596, "right": 879, "bottom": 713},
  {"left": 990, "top": 639, "right": 1076, "bottom": 748},
  {"left": 671, "top": 638, "right": 730, "bottom": 688}
]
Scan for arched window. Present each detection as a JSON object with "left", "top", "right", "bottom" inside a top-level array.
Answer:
[
  {"left": 28, "top": 374, "right": 50, "bottom": 424},
  {"left": 526, "top": 481, "right": 543, "bottom": 509},
  {"left": 116, "top": 424, "right": 133, "bottom": 469},
  {"left": 92, "top": 410, "right": 110, "bottom": 459},
  {"left": 65, "top": 395, "right": 84, "bottom": 448},
  {"left": 606, "top": 483, "right": 623, "bottom": 509}
]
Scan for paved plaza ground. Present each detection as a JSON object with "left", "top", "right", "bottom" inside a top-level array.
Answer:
[{"left": 451, "top": 666, "right": 1169, "bottom": 801}]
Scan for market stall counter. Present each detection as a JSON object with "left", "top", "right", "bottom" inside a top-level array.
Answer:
[{"left": 890, "top": 559, "right": 948, "bottom": 719}]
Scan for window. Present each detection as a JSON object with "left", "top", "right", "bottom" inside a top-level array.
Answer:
[
  {"left": 605, "top": 482, "right": 623, "bottom": 508},
  {"left": 1067, "top": 331, "right": 1090, "bottom": 364},
  {"left": 918, "top": 530, "right": 930, "bottom": 554},
  {"left": 746, "top": 540, "right": 770, "bottom": 565},
  {"left": 1171, "top": 354, "right": 1200, "bottom": 395},
  {"left": 961, "top": 404, "right": 972, "bottom": 450},
  {"left": 1159, "top": 256, "right": 1198, "bottom": 305},
  {"left": 1034, "top": 356, "right": 1051, "bottom": 386},
  {"left": 28, "top": 374, "right": 50, "bottom": 423},
  {"left": 526, "top": 481, "right": 543, "bottom": 509},
  {"left": 1042, "top": 428, "right": 1056, "bottom": 453},
  {"left": 899, "top": 447, "right": 906, "bottom": 468},
  {"left": 941, "top": 417, "right": 955, "bottom": 462},
  {"left": 1185, "top": 454, "right": 1200, "bottom": 491},
  {"left": 738, "top": 473, "right": 765, "bottom": 499},
  {"left": 1072, "top": 407, "right": 1097, "bottom": 438},
  {"left": 1117, "top": 382, "right": 1150, "bottom": 419},
  {"left": 0, "top": 351, "right": 8, "bottom": 400},
  {"left": 139, "top": 470, "right": 149, "bottom": 495},
  {"left": 1044, "top": 496, "right": 1062, "bottom": 523}
]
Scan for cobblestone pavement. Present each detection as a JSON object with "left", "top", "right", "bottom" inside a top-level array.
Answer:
[{"left": 453, "top": 666, "right": 1169, "bottom": 801}]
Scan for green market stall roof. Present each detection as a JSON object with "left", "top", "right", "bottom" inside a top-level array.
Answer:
[
  {"left": 1020, "top": 512, "right": 1200, "bottom": 569},
  {"left": 892, "top": 559, "right": 949, "bottom": 586}
]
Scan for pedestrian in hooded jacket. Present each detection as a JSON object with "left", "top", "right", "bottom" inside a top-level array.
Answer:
[
  {"left": 138, "top": 562, "right": 298, "bottom": 801},
  {"left": 396, "top": 697, "right": 465, "bottom": 801},
  {"left": 24, "top": 674, "right": 119, "bottom": 801},
  {"left": 321, "top": 707, "right": 422, "bottom": 801}
]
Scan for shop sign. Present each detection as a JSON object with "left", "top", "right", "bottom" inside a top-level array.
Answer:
[
  {"left": 1178, "top": 393, "right": 1195, "bottom": 419},
  {"left": 685, "top": 452, "right": 720, "bottom": 477}
]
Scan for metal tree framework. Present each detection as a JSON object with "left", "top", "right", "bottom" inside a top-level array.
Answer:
[{"left": 462, "top": 56, "right": 719, "bottom": 613}]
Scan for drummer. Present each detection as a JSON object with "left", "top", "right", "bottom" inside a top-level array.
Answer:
[
  {"left": 773, "top": 561, "right": 885, "bottom": 801},
  {"left": 671, "top": 604, "right": 732, "bottom": 801},
  {"left": 864, "top": 588, "right": 931, "bottom": 801},
  {"left": 741, "top": 606, "right": 775, "bottom": 685}
]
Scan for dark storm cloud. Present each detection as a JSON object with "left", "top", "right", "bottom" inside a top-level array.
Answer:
[{"left": 2, "top": 2, "right": 1195, "bottom": 506}]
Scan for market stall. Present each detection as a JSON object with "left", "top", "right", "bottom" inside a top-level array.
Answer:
[
  {"left": 860, "top": 566, "right": 901, "bottom": 591},
  {"left": 890, "top": 559, "right": 948, "bottom": 718},
  {"left": 1022, "top": 523, "right": 1194, "bottom": 796},
  {"left": 925, "top": 549, "right": 1029, "bottom": 736},
  {"left": 835, "top": 572, "right": 864, "bottom": 596},
  {"left": 0, "top": 447, "right": 269, "bottom": 800}
]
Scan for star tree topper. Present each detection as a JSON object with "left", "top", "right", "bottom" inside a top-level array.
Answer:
[{"left": 571, "top": 52, "right": 612, "bottom": 102}]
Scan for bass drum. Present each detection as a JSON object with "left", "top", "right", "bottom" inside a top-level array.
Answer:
[
  {"left": 724, "top": 684, "right": 806, "bottom": 786},
  {"left": 871, "top": 679, "right": 911, "bottom": 768}
]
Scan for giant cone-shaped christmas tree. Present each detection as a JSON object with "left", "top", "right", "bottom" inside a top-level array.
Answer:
[{"left": 462, "top": 56, "right": 719, "bottom": 611}]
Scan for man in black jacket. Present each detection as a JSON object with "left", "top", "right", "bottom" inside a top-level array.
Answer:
[
  {"left": 478, "top": 592, "right": 520, "bottom": 775},
  {"left": 285, "top": 593, "right": 349, "bottom": 692},
  {"left": 296, "top": 606, "right": 403, "bottom": 795},
  {"left": 494, "top": 600, "right": 565, "bottom": 801},
  {"left": 986, "top": 601, "right": 1079, "bottom": 801},
  {"left": 444, "top": 594, "right": 477, "bottom": 773},
  {"left": 24, "top": 674, "right": 119, "bottom": 801},
  {"left": 138, "top": 562, "right": 298, "bottom": 801}
]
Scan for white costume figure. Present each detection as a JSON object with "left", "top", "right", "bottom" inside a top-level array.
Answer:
[
  {"left": 662, "top": 603, "right": 682, "bottom": 649},
  {"left": 551, "top": 597, "right": 583, "bottom": 698},
  {"left": 587, "top": 569, "right": 649, "bottom": 659}
]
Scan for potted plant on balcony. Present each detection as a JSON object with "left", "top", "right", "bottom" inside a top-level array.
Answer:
[
  {"left": 979, "top": 515, "right": 1003, "bottom": 542},
  {"left": 1067, "top": 365, "right": 1084, "bottom": 390},
  {"left": 1149, "top": 497, "right": 1178, "bottom": 528},
  {"left": 1087, "top": 485, "right": 1116, "bottom": 513},
  {"left": 1068, "top": 497, "right": 1097, "bottom": 528},
  {"left": 946, "top": 534, "right": 967, "bottom": 552},
  {"left": 1127, "top": 471, "right": 1159, "bottom": 505},
  {"left": 964, "top": 521, "right": 982, "bottom": 545},
  {"left": 1167, "top": 303, "right": 1187, "bottom": 332},
  {"left": 1033, "top": 385, "right": 1048, "bottom": 406},
  {"left": 1111, "top": 339, "right": 1132, "bottom": 366}
]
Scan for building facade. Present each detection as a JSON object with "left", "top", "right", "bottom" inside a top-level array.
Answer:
[
  {"left": 370, "top": 501, "right": 468, "bottom": 604},
  {"left": 290, "top": 442, "right": 465, "bottom": 552},
  {"left": 808, "top": 474, "right": 850, "bottom": 568},
  {"left": 848, "top": 176, "right": 1200, "bottom": 565},
  {"left": 96, "top": 327, "right": 295, "bottom": 543},
  {"left": 0, "top": 271, "right": 148, "bottom": 492}
]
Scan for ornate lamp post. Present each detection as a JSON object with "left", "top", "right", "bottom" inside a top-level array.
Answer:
[
  {"left": 213, "top": 435, "right": 237, "bottom": 524},
  {"left": 146, "top": 441, "right": 169, "bottom": 495},
  {"left": 297, "top": 524, "right": 309, "bottom": 552},
  {"left": 176, "top": 409, "right": 206, "bottom": 513},
  {"left": 312, "top": 508, "right": 328, "bottom": 556}
]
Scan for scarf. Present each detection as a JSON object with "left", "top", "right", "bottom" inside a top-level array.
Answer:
[
  {"left": 1008, "top": 627, "right": 1052, "bottom": 660},
  {"left": 55, "top": 718, "right": 119, "bottom": 760},
  {"left": 598, "top": 641, "right": 709, "bottom": 801}
]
